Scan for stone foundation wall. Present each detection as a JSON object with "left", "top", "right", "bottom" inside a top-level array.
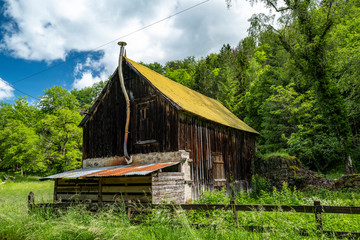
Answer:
[
  {"left": 82, "top": 150, "right": 190, "bottom": 168},
  {"left": 255, "top": 155, "right": 301, "bottom": 188},
  {"left": 152, "top": 172, "right": 185, "bottom": 204}
]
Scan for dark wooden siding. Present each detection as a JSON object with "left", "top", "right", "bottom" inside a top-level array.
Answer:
[
  {"left": 178, "top": 113, "right": 257, "bottom": 199},
  {"left": 82, "top": 62, "right": 178, "bottom": 159}
]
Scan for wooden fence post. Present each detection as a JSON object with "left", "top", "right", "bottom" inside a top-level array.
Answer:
[
  {"left": 231, "top": 199, "right": 239, "bottom": 226},
  {"left": 28, "top": 192, "right": 34, "bottom": 212},
  {"left": 314, "top": 200, "right": 323, "bottom": 233},
  {"left": 127, "top": 200, "right": 132, "bottom": 220}
]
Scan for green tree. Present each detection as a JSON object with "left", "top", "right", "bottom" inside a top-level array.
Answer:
[
  {"left": 39, "top": 109, "right": 82, "bottom": 173},
  {"left": 247, "top": 0, "right": 355, "bottom": 172},
  {"left": 328, "top": 2, "right": 360, "bottom": 169},
  {"left": 39, "top": 86, "right": 80, "bottom": 113},
  {"left": 163, "top": 57, "right": 196, "bottom": 88},
  {"left": 0, "top": 102, "right": 13, "bottom": 129},
  {"left": 13, "top": 96, "right": 40, "bottom": 126},
  {"left": 140, "top": 62, "right": 165, "bottom": 74},
  {"left": 0, "top": 119, "right": 44, "bottom": 175},
  {"left": 71, "top": 80, "right": 108, "bottom": 110}
]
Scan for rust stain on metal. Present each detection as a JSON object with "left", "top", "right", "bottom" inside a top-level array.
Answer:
[
  {"left": 41, "top": 162, "right": 179, "bottom": 180},
  {"left": 86, "top": 162, "right": 177, "bottom": 177}
]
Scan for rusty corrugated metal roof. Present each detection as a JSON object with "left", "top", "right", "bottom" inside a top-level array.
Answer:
[{"left": 40, "top": 162, "right": 179, "bottom": 180}]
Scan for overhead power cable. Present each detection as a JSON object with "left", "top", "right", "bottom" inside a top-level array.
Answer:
[
  {"left": 11, "top": 0, "right": 210, "bottom": 87},
  {"left": 1, "top": 80, "right": 40, "bottom": 101}
]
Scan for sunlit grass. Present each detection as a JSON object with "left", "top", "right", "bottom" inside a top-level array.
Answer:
[{"left": 0, "top": 174, "right": 359, "bottom": 239}]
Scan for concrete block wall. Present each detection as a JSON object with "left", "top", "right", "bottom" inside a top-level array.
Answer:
[{"left": 152, "top": 172, "right": 185, "bottom": 204}]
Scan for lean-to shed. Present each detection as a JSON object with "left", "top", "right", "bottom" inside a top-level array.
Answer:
[{"left": 41, "top": 44, "right": 259, "bottom": 203}]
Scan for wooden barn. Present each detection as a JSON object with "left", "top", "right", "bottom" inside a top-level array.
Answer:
[{"left": 41, "top": 43, "right": 259, "bottom": 204}]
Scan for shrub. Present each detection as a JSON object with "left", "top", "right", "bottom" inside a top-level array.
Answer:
[
  {"left": 250, "top": 174, "right": 271, "bottom": 198},
  {"left": 287, "top": 128, "right": 345, "bottom": 172}
]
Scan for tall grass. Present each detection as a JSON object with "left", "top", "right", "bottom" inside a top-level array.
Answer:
[{"left": 0, "top": 174, "right": 359, "bottom": 239}]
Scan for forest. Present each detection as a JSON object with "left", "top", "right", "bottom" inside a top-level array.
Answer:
[{"left": 0, "top": 0, "right": 359, "bottom": 175}]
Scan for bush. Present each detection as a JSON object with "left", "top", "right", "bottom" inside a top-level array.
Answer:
[
  {"left": 196, "top": 187, "right": 229, "bottom": 204},
  {"left": 250, "top": 174, "right": 271, "bottom": 198},
  {"left": 287, "top": 128, "right": 345, "bottom": 172}
]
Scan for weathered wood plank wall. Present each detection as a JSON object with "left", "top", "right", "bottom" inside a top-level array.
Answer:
[
  {"left": 54, "top": 177, "right": 152, "bottom": 202},
  {"left": 178, "top": 113, "right": 257, "bottom": 199}
]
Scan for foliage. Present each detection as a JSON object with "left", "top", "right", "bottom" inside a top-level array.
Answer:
[
  {"left": 38, "top": 86, "right": 80, "bottom": 113},
  {"left": 246, "top": 0, "right": 357, "bottom": 170},
  {"left": 2, "top": 175, "right": 360, "bottom": 239},
  {"left": 0, "top": 120, "right": 44, "bottom": 173},
  {"left": 250, "top": 174, "right": 271, "bottom": 198},
  {"left": 196, "top": 187, "right": 230, "bottom": 204},
  {"left": 288, "top": 129, "right": 345, "bottom": 171},
  {"left": 71, "top": 80, "right": 108, "bottom": 110},
  {"left": 0, "top": 83, "right": 99, "bottom": 175},
  {"left": 39, "top": 109, "right": 82, "bottom": 173}
]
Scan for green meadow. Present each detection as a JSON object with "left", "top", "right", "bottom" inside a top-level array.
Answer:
[{"left": 0, "top": 174, "right": 359, "bottom": 240}]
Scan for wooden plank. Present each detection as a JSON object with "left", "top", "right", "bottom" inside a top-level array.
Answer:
[
  {"left": 103, "top": 177, "right": 151, "bottom": 184},
  {"left": 98, "top": 178, "right": 103, "bottom": 203},
  {"left": 57, "top": 194, "right": 98, "bottom": 201},
  {"left": 102, "top": 186, "right": 151, "bottom": 193},
  {"left": 57, "top": 179, "right": 98, "bottom": 185},
  {"left": 57, "top": 186, "right": 98, "bottom": 192},
  {"left": 56, "top": 186, "right": 82, "bottom": 192},
  {"left": 128, "top": 204, "right": 315, "bottom": 213},
  {"left": 322, "top": 206, "right": 360, "bottom": 214},
  {"left": 53, "top": 179, "right": 58, "bottom": 202}
]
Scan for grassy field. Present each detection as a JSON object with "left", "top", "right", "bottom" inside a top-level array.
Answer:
[{"left": 0, "top": 174, "right": 359, "bottom": 240}]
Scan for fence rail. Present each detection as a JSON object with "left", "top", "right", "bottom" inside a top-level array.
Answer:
[{"left": 28, "top": 192, "right": 360, "bottom": 238}]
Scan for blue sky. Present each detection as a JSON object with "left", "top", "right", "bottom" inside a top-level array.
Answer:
[{"left": 0, "top": 0, "right": 266, "bottom": 104}]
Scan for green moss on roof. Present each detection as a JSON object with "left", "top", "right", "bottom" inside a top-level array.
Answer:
[{"left": 126, "top": 58, "right": 259, "bottom": 134}]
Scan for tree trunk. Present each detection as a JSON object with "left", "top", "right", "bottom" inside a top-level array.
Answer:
[{"left": 345, "top": 154, "right": 354, "bottom": 174}]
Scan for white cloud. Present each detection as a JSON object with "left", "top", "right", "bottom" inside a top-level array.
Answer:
[
  {"left": 1, "top": 0, "right": 267, "bottom": 89},
  {"left": 74, "top": 57, "right": 103, "bottom": 75},
  {"left": 73, "top": 71, "right": 106, "bottom": 89},
  {"left": 0, "top": 78, "right": 15, "bottom": 100}
]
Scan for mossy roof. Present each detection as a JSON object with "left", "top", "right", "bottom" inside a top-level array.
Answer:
[{"left": 126, "top": 58, "right": 259, "bottom": 134}]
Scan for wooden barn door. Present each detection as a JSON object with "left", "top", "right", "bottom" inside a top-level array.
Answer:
[
  {"left": 134, "top": 99, "right": 159, "bottom": 153},
  {"left": 212, "top": 154, "right": 226, "bottom": 188},
  {"left": 136, "top": 100, "right": 154, "bottom": 142}
]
